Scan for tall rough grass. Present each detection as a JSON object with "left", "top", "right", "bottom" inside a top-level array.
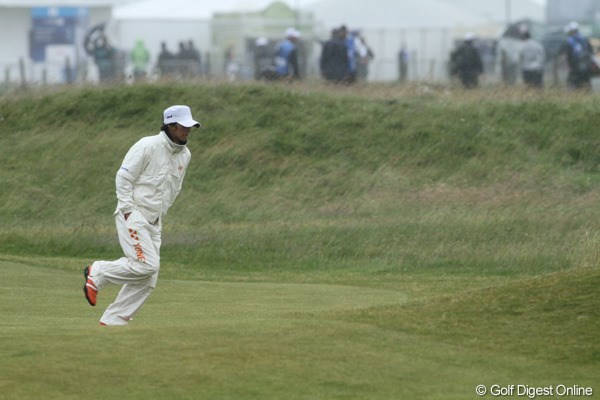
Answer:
[{"left": 1, "top": 82, "right": 600, "bottom": 277}]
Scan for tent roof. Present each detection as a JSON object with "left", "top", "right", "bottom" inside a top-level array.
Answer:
[
  {"left": 110, "top": 0, "right": 545, "bottom": 28},
  {"left": 304, "top": 0, "right": 489, "bottom": 29},
  {"left": 113, "top": 0, "right": 292, "bottom": 20},
  {"left": 441, "top": 0, "right": 544, "bottom": 23}
]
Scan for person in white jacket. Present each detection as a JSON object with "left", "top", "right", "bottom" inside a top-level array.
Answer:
[
  {"left": 519, "top": 26, "right": 546, "bottom": 88},
  {"left": 83, "top": 105, "right": 200, "bottom": 326}
]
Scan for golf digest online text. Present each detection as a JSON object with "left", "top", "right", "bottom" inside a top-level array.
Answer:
[{"left": 475, "top": 384, "right": 593, "bottom": 398}]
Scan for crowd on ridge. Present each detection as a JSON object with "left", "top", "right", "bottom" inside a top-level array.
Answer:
[
  {"left": 87, "top": 20, "right": 598, "bottom": 91},
  {"left": 450, "top": 20, "right": 598, "bottom": 90}
]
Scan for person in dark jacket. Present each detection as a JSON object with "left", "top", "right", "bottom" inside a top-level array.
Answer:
[
  {"left": 561, "top": 21, "right": 594, "bottom": 90},
  {"left": 253, "top": 37, "right": 276, "bottom": 80},
  {"left": 157, "top": 42, "right": 176, "bottom": 79},
  {"left": 450, "top": 32, "right": 484, "bottom": 89},
  {"left": 93, "top": 35, "right": 117, "bottom": 83},
  {"left": 320, "top": 28, "right": 349, "bottom": 83}
]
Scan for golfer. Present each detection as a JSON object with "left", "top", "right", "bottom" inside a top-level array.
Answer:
[{"left": 83, "top": 105, "right": 200, "bottom": 325}]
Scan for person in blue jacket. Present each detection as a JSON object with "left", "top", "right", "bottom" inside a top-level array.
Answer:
[
  {"left": 275, "top": 28, "right": 301, "bottom": 80},
  {"left": 561, "top": 21, "right": 594, "bottom": 90}
]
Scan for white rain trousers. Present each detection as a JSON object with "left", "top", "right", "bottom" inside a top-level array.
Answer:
[
  {"left": 89, "top": 131, "right": 190, "bottom": 325},
  {"left": 91, "top": 210, "right": 161, "bottom": 325}
]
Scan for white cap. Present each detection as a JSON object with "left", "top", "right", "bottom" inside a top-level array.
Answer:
[
  {"left": 565, "top": 21, "right": 579, "bottom": 33},
  {"left": 464, "top": 31, "right": 476, "bottom": 41},
  {"left": 518, "top": 24, "right": 529, "bottom": 35},
  {"left": 285, "top": 27, "right": 301, "bottom": 39},
  {"left": 255, "top": 37, "right": 268, "bottom": 46},
  {"left": 163, "top": 105, "right": 200, "bottom": 128}
]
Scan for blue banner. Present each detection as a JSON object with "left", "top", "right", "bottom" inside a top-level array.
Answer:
[{"left": 30, "top": 7, "right": 89, "bottom": 62}]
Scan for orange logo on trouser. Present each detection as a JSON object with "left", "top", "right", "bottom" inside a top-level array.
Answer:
[
  {"left": 129, "top": 229, "right": 146, "bottom": 262},
  {"left": 129, "top": 228, "right": 139, "bottom": 241},
  {"left": 133, "top": 243, "right": 146, "bottom": 262}
]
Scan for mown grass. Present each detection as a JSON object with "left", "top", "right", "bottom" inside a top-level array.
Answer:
[
  {"left": 1, "top": 260, "right": 598, "bottom": 400},
  {"left": 0, "top": 82, "right": 599, "bottom": 399}
]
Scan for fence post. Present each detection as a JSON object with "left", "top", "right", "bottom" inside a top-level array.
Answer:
[
  {"left": 19, "top": 57, "right": 26, "bottom": 88},
  {"left": 411, "top": 49, "right": 418, "bottom": 80},
  {"left": 65, "top": 56, "right": 74, "bottom": 84},
  {"left": 399, "top": 47, "right": 408, "bottom": 82},
  {"left": 205, "top": 52, "right": 211, "bottom": 78},
  {"left": 429, "top": 59, "right": 435, "bottom": 81}
]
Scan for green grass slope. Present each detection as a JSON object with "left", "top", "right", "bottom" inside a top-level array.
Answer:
[{"left": 0, "top": 83, "right": 599, "bottom": 399}]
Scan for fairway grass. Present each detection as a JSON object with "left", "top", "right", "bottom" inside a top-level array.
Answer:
[
  {"left": 1, "top": 259, "right": 598, "bottom": 400},
  {"left": 2, "top": 83, "right": 600, "bottom": 398}
]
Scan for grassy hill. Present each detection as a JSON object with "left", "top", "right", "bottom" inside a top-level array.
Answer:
[{"left": 0, "top": 82, "right": 598, "bottom": 399}]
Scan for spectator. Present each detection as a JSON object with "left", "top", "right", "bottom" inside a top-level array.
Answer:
[
  {"left": 131, "top": 39, "right": 150, "bottom": 82},
  {"left": 274, "top": 28, "right": 301, "bottom": 80},
  {"left": 449, "top": 32, "right": 484, "bottom": 89},
  {"left": 497, "top": 30, "right": 521, "bottom": 86},
  {"left": 254, "top": 37, "right": 276, "bottom": 80},
  {"left": 224, "top": 45, "right": 239, "bottom": 81},
  {"left": 176, "top": 41, "right": 191, "bottom": 79},
  {"left": 519, "top": 26, "right": 545, "bottom": 88},
  {"left": 561, "top": 21, "right": 594, "bottom": 90},
  {"left": 187, "top": 40, "right": 202, "bottom": 78},
  {"left": 320, "top": 28, "right": 349, "bottom": 83},
  {"left": 355, "top": 32, "right": 374, "bottom": 81},
  {"left": 340, "top": 25, "right": 357, "bottom": 83},
  {"left": 399, "top": 45, "right": 409, "bottom": 82},
  {"left": 93, "top": 35, "right": 117, "bottom": 84},
  {"left": 157, "top": 42, "right": 175, "bottom": 79}
]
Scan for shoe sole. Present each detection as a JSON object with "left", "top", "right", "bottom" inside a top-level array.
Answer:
[
  {"left": 83, "top": 266, "right": 96, "bottom": 307},
  {"left": 83, "top": 285, "right": 96, "bottom": 306}
]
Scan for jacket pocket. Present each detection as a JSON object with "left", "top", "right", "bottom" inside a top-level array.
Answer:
[{"left": 125, "top": 209, "right": 144, "bottom": 228}]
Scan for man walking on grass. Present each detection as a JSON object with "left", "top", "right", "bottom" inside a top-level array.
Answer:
[{"left": 83, "top": 105, "right": 200, "bottom": 325}]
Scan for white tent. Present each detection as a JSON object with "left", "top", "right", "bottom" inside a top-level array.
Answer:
[
  {"left": 113, "top": 0, "right": 297, "bottom": 20},
  {"left": 303, "top": 0, "right": 544, "bottom": 81},
  {"left": 110, "top": 0, "right": 545, "bottom": 82},
  {"left": 1, "top": 0, "right": 546, "bottom": 84},
  {"left": 443, "top": 0, "right": 544, "bottom": 24},
  {"left": 304, "top": 0, "right": 489, "bottom": 29},
  {"left": 111, "top": 0, "right": 302, "bottom": 79},
  {"left": 304, "top": 0, "right": 543, "bottom": 31}
]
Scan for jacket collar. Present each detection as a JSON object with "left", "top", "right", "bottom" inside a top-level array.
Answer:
[{"left": 159, "top": 131, "right": 186, "bottom": 154}]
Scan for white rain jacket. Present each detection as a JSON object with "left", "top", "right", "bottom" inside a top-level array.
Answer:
[
  {"left": 115, "top": 131, "right": 191, "bottom": 224},
  {"left": 520, "top": 38, "right": 546, "bottom": 72}
]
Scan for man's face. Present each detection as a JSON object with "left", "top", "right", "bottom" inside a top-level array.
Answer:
[{"left": 171, "top": 123, "right": 191, "bottom": 145}]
